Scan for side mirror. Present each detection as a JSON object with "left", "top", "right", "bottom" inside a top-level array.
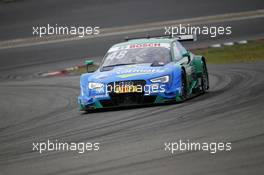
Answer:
[
  {"left": 84, "top": 60, "right": 94, "bottom": 72},
  {"left": 180, "top": 52, "right": 191, "bottom": 65}
]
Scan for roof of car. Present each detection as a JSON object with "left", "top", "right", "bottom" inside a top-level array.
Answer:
[{"left": 112, "top": 38, "right": 175, "bottom": 47}]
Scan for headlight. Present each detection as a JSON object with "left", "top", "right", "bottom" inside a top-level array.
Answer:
[
  {"left": 150, "top": 75, "right": 169, "bottom": 83},
  {"left": 88, "top": 82, "right": 104, "bottom": 89}
]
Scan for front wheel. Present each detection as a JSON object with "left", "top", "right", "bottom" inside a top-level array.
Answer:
[{"left": 181, "top": 71, "right": 188, "bottom": 100}]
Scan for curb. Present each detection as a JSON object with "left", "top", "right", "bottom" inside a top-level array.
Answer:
[
  {"left": 40, "top": 71, "right": 66, "bottom": 77},
  {"left": 208, "top": 38, "right": 263, "bottom": 48},
  {"left": 210, "top": 41, "right": 242, "bottom": 48},
  {"left": 40, "top": 64, "right": 95, "bottom": 77}
]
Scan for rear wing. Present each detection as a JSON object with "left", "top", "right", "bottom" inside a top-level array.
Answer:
[
  {"left": 125, "top": 34, "right": 197, "bottom": 42},
  {"left": 175, "top": 34, "right": 197, "bottom": 42}
]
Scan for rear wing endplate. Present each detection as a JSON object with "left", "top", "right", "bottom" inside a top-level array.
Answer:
[{"left": 175, "top": 34, "right": 197, "bottom": 42}]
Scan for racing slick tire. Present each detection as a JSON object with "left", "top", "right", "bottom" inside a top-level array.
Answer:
[
  {"left": 201, "top": 62, "right": 209, "bottom": 94},
  {"left": 181, "top": 70, "right": 188, "bottom": 100}
]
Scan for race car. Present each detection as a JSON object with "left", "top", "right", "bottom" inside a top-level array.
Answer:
[{"left": 78, "top": 34, "right": 209, "bottom": 111}]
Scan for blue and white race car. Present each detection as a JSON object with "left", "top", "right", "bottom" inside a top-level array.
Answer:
[{"left": 78, "top": 34, "right": 209, "bottom": 111}]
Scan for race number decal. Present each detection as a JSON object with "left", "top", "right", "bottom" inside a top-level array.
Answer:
[{"left": 107, "top": 50, "right": 128, "bottom": 60}]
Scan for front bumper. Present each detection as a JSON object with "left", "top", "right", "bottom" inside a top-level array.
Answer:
[
  {"left": 78, "top": 78, "right": 182, "bottom": 111},
  {"left": 78, "top": 90, "right": 182, "bottom": 111}
]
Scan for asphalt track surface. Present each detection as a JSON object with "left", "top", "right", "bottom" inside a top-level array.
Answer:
[
  {"left": 0, "top": 0, "right": 264, "bottom": 40},
  {"left": 1, "top": 63, "right": 264, "bottom": 175},
  {"left": 0, "top": 0, "right": 264, "bottom": 175}
]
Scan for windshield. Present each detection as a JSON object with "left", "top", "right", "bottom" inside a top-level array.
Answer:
[{"left": 101, "top": 46, "right": 171, "bottom": 67}]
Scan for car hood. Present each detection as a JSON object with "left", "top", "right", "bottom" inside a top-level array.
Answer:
[{"left": 86, "top": 63, "right": 179, "bottom": 83}]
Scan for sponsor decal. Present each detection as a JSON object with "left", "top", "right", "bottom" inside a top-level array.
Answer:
[
  {"left": 93, "top": 74, "right": 108, "bottom": 79},
  {"left": 94, "top": 94, "right": 108, "bottom": 98},
  {"left": 129, "top": 43, "right": 161, "bottom": 48},
  {"left": 117, "top": 73, "right": 151, "bottom": 78},
  {"left": 115, "top": 68, "right": 164, "bottom": 75},
  {"left": 108, "top": 43, "right": 170, "bottom": 52}
]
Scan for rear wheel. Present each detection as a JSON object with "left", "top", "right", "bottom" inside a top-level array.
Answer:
[{"left": 201, "top": 63, "right": 209, "bottom": 93}]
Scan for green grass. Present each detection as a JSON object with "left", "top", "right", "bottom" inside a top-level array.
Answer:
[{"left": 193, "top": 40, "right": 264, "bottom": 64}]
